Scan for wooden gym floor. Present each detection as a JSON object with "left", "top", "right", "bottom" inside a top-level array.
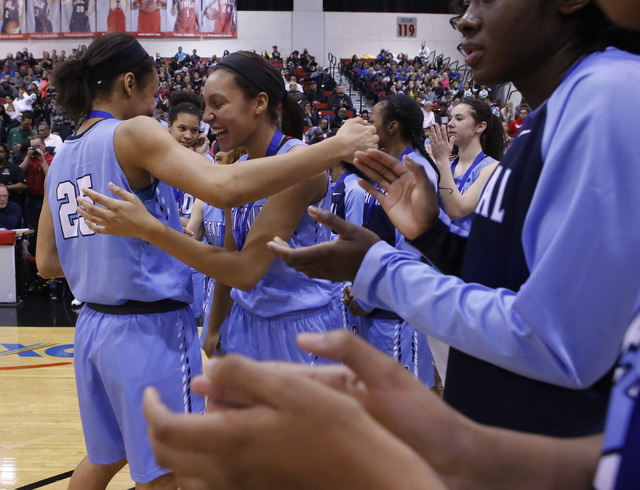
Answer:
[{"left": 1, "top": 295, "right": 136, "bottom": 489}]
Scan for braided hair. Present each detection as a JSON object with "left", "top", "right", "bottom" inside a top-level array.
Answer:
[{"left": 378, "top": 94, "right": 441, "bottom": 185}]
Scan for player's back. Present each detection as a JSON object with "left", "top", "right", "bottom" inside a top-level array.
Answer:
[{"left": 46, "top": 118, "right": 192, "bottom": 305}]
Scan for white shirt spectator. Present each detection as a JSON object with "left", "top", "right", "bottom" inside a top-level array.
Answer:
[{"left": 44, "top": 133, "right": 63, "bottom": 153}]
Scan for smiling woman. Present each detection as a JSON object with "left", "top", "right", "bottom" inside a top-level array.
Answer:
[
  {"left": 77, "top": 51, "right": 347, "bottom": 364},
  {"left": 35, "top": 32, "right": 376, "bottom": 490}
]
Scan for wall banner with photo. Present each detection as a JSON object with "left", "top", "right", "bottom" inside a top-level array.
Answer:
[{"left": 0, "top": 0, "right": 236, "bottom": 38}]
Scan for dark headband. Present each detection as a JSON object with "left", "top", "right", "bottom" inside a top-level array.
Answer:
[
  {"left": 86, "top": 42, "right": 150, "bottom": 84},
  {"left": 216, "top": 52, "right": 285, "bottom": 103}
]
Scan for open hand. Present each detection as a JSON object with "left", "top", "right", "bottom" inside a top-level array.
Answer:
[
  {"left": 267, "top": 205, "right": 380, "bottom": 282},
  {"left": 76, "top": 182, "right": 158, "bottom": 240},
  {"left": 354, "top": 149, "right": 439, "bottom": 239}
]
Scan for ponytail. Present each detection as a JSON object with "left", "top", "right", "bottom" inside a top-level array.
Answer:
[
  {"left": 52, "top": 32, "right": 155, "bottom": 121},
  {"left": 459, "top": 98, "right": 503, "bottom": 160},
  {"left": 379, "top": 94, "right": 441, "bottom": 185},
  {"left": 51, "top": 58, "right": 92, "bottom": 121},
  {"left": 280, "top": 93, "right": 304, "bottom": 140}
]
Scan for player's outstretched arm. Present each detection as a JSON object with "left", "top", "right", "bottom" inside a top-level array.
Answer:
[
  {"left": 293, "top": 330, "right": 603, "bottom": 490},
  {"left": 116, "top": 116, "right": 377, "bottom": 210}
]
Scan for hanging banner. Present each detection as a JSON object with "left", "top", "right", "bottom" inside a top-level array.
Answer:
[
  {"left": 95, "top": 0, "right": 133, "bottom": 32},
  {"left": 27, "top": 0, "right": 60, "bottom": 38},
  {"left": 133, "top": 0, "right": 165, "bottom": 36},
  {"left": 60, "top": 0, "right": 96, "bottom": 37},
  {"left": 1, "top": 0, "right": 25, "bottom": 39},
  {"left": 167, "top": 0, "right": 198, "bottom": 36},
  {"left": 200, "top": 0, "right": 235, "bottom": 38}
]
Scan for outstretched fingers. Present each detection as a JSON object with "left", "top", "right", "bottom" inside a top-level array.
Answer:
[{"left": 354, "top": 148, "right": 408, "bottom": 189}]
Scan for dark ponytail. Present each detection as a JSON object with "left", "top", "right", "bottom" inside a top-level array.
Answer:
[
  {"left": 213, "top": 51, "right": 304, "bottom": 140},
  {"left": 459, "top": 98, "right": 503, "bottom": 160},
  {"left": 52, "top": 32, "right": 155, "bottom": 121},
  {"left": 379, "top": 94, "right": 441, "bottom": 185}
]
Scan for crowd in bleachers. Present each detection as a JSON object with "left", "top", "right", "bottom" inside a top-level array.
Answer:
[{"left": 0, "top": 40, "right": 528, "bottom": 301}]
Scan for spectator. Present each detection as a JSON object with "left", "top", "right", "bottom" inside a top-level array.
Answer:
[
  {"left": 48, "top": 97, "right": 74, "bottom": 141},
  {"left": 508, "top": 105, "right": 530, "bottom": 137},
  {"left": 327, "top": 85, "right": 353, "bottom": 112},
  {"left": 418, "top": 41, "right": 430, "bottom": 62},
  {"left": 270, "top": 45, "right": 281, "bottom": 60},
  {"left": 500, "top": 100, "right": 515, "bottom": 122},
  {"left": 0, "top": 184, "right": 21, "bottom": 229},
  {"left": 0, "top": 74, "right": 17, "bottom": 99},
  {"left": 0, "top": 142, "right": 27, "bottom": 207},
  {"left": 18, "top": 135, "right": 51, "bottom": 243},
  {"left": 285, "top": 75, "right": 304, "bottom": 93},
  {"left": 174, "top": 46, "right": 186, "bottom": 62},
  {"left": 422, "top": 99, "right": 436, "bottom": 128},
  {"left": 302, "top": 102, "right": 318, "bottom": 127},
  {"left": 37, "top": 122, "right": 62, "bottom": 154},
  {"left": 7, "top": 112, "right": 34, "bottom": 165},
  {"left": 330, "top": 106, "right": 350, "bottom": 129},
  {"left": 304, "top": 79, "right": 326, "bottom": 106},
  {"left": 304, "top": 117, "right": 330, "bottom": 144},
  {"left": 316, "top": 67, "right": 337, "bottom": 92}
]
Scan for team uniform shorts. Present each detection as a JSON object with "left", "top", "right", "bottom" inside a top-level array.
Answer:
[
  {"left": 74, "top": 305, "right": 205, "bottom": 483},
  {"left": 199, "top": 277, "right": 228, "bottom": 355},
  {"left": 364, "top": 316, "right": 436, "bottom": 388},
  {"left": 225, "top": 301, "right": 342, "bottom": 364}
]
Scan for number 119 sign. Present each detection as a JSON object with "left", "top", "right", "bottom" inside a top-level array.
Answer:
[{"left": 397, "top": 17, "right": 417, "bottom": 38}]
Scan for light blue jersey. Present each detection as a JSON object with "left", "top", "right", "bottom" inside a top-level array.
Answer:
[
  {"left": 200, "top": 201, "right": 226, "bottom": 349},
  {"left": 225, "top": 136, "right": 341, "bottom": 363},
  {"left": 47, "top": 118, "right": 192, "bottom": 305},
  {"left": 45, "top": 117, "right": 203, "bottom": 483},
  {"left": 231, "top": 138, "right": 335, "bottom": 317},
  {"left": 441, "top": 152, "right": 496, "bottom": 237}
]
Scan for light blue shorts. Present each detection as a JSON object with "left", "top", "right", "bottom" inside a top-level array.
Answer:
[
  {"left": 199, "top": 276, "right": 228, "bottom": 354},
  {"left": 74, "top": 305, "right": 205, "bottom": 483},
  {"left": 364, "top": 315, "right": 436, "bottom": 388},
  {"left": 225, "top": 301, "right": 342, "bottom": 364},
  {"left": 189, "top": 268, "right": 206, "bottom": 319}
]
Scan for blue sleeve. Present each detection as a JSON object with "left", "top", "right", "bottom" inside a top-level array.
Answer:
[
  {"left": 353, "top": 50, "right": 640, "bottom": 389},
  {"left": 343, "top": 176, "right": 365, "bottom": 228}
]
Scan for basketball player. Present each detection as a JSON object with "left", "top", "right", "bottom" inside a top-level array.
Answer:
[
  {"left": 32, "top": 0, "right": 53, "bottom": 33},
  {"left": 37, "top": 33, "right": 375, "bottom": 489},
  {"left": 202, "top": 0, "right": 234, "bottom": 35},
  {"left": 172, "top": 0, "right": 197, "bottom": 34},
  {"left": 133, "top": 0, "right": 164, "bottom": 33},
  {"left": 69, "top": 0, "right": 91, "bottom": 32},
  {"left": 1, "top": 0, "right": 20, "bottom": 33},
  {"left": 77, "top": 52, "right": 349, "bottom": 365},
  {"left": 106, "top": 0, "right": 127, "bottom": 32}
]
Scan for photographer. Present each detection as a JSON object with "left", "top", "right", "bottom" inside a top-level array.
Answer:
[{"left": 19, "top": 136, "right": 51, "bottom": 249}]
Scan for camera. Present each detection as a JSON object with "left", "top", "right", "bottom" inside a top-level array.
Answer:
[{"left": 30, "top": 146, "right": 39, "bottom": 152}]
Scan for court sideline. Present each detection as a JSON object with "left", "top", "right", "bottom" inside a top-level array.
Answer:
[{"left": 0, "top": 296, "right": 136, "bottom": 489}]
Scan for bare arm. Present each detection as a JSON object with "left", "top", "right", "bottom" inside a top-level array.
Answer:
[
  {"left": 77, "top": 164, "right": 327, "bottom": 291},
  {"left": 292, "top": 331, "right": 602, "bottom": 490},
  {"left": 204, "top": 213, "right": 236, "bottom": 357},
  {"left": 185, "top": 198, "right": 205, "bottom": 241},
  {"left": 36, "top": 183, "right": 64, "bottom": 278},
  {"left": 114, "top": 116, "right": 377, "bottom": 209},
  {"left": 6, "top": 182, "right": 27, "bottom": 193},
  {"left": 431, "top": 124, "right": 499, "bottom": 220}
]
